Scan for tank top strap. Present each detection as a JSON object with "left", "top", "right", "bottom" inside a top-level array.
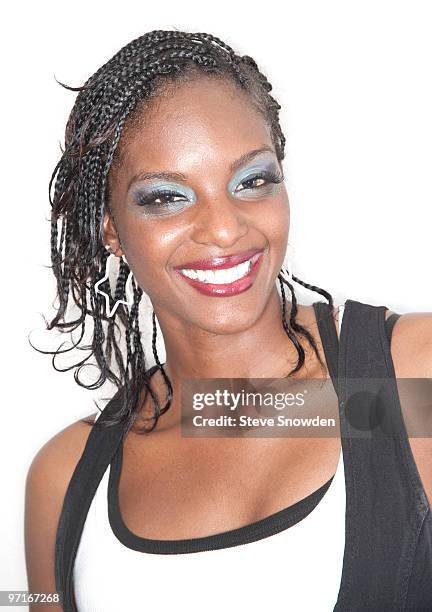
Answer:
[
  {"left": 312, "top": 300, "right": 401, "bottom": 398},
  {"left": 384, "top": 311, "right": 400, "bottom": 342},
  {"left": 334, "top": 298, "right": 429, "bottom": 609},
  {"left": 55, "top": 384, "right": 129, "bottom": 611}
]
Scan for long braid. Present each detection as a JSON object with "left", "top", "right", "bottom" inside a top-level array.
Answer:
[
  {"left": 278, "top": 271, "right": 329, "bottom": 377},
  {"left": 31, "top": 29, "right": 334, "bottom": 434}
]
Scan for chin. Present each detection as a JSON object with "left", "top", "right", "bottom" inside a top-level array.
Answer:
[{"left": 191, "top": 302, "right": 266, "bottom": 336}]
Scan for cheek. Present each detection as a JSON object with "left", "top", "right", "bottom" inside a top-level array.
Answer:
[
  {"left": 261, "top": 193, "right": 290, "bottom": 250},
  {"left": 121, "top": 218, "right": 182, "bottom": 293}
]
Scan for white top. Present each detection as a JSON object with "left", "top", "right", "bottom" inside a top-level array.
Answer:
[{"left": 73, "top": 304, "right": 346, "bottom": 612}]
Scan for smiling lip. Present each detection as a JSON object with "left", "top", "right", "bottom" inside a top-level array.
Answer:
[
  {"left": 173, "top": 247, "right": 264, "bottom": 271},
  {"left": 173, "top": 250, "right": 264, "bottom": 297}
]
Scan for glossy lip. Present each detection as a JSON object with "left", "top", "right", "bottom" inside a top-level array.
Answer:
[
  {"left": 173, "top": 251, "right": 264, "bottom": 297},
  {"left": 173, "top": 247, "right": 264, "bottom": 271}
]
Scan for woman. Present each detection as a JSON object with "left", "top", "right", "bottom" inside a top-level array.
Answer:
[{"left": 25, "top": 30, "right": 432, "bottom": 611}]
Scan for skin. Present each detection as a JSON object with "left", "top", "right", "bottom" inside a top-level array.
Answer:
[{"left": 25, "top": 75, "right": 432, "bottom": 610}]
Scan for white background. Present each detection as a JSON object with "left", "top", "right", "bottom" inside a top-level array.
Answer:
[{"left": 1, "top": 0, "right": 431, "bottom": 600}]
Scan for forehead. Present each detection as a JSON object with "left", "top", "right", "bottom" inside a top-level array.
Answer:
[{"left": 117, "top": 77, "right": 274, "bottom": 177}]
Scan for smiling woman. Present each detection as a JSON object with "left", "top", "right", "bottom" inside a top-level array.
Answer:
[{"left": 25, "top": 29, "right": 432, "bottom": 612}]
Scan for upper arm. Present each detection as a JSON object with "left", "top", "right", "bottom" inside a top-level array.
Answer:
[
  {"left": 24, "top": 413, "right": 97, "bottom": 611},
  {"left": 389, "top": 312, "right": 432, "bottom": 508}
]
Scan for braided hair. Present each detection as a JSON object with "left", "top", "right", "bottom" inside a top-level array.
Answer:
[{"left": 33, "top": 29, "right": 334, "bottom": 435}]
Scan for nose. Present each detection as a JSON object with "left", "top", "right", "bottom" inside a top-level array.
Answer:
[{"left": 190, "top": 194, "right": 249, "bottom": 248}]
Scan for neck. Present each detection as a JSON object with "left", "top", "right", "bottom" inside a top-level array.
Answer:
[{"left": 157, "top": 287, "right": 303, "bottom": 381}]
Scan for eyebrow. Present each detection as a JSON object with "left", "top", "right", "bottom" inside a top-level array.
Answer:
[{"left": 127, "top": 145, "right": 276, "bottom": 189}]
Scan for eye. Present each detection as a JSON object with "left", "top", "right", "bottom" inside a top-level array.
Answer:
[
  {"left": 136, "top": 189, "right": 190, "bottom": 208},
  {"left": 233, "top": 170, "right": 284, "bottom": 194}
]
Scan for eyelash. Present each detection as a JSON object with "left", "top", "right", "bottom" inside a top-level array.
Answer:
[
  {"left": 135, "top": 170, "right": 284, "bottom": 208},
  {"left": 136, "top": 189, "right": 188, "bottom": 207},
  {"left": 233, "top": 170, "right": 284, "bottom": 193}
]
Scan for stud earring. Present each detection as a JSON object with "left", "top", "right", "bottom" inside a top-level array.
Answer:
[{"left": 95, "top": 251, "right": 134, "bottom": 317}]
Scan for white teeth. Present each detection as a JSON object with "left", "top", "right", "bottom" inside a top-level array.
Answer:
[{"left": 180, "top": 254, "right": 260, "bottom": 285}]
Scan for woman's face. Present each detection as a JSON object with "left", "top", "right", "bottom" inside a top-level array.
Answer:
[{"left": 105, "top": 76, "right": 290, "bottom": 334}]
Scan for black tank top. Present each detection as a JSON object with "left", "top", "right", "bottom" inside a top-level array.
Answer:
[{"left": 55, "top": 299, "right": 432, "bottom": 610}]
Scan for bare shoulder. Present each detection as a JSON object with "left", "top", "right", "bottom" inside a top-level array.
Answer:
[
  {"left": 24, "top": 411, "right": 98, "bottom": 610},
  {"left": 25, "top": 411, "right": 98, "bottom": 502},
  {"left": 388, "top": 310, "right": 432, "bottom": 378},
  {"left": 388, "top": 309, "right": 432, "bottom": 510}
]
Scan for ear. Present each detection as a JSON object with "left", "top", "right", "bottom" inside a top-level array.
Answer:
[{"left": 103, "top": 211, "right": 124, "bottom": 257}]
